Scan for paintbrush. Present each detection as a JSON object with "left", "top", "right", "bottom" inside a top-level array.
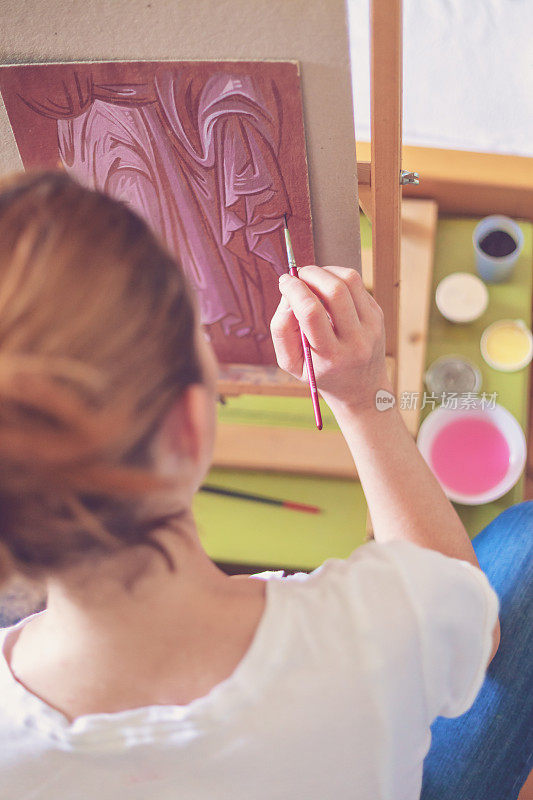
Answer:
[
  {"left": 282, "top": 215, "right": 323, "bottom": 430},
  {"left": 200, "top": 484, "right": 321, "bottom": 514}
]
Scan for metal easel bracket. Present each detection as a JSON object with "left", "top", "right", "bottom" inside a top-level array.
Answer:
[{"left": 400, "top": 170, "right": 420, "bottom": 185}]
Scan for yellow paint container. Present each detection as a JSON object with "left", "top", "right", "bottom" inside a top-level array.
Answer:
[{"left": 481, "top": 319, "right": 533, "bottom": 372}]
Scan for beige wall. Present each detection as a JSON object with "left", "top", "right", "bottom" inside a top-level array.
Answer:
[{"left": 0, "top": 0, "right": 361, "bottom": 271}]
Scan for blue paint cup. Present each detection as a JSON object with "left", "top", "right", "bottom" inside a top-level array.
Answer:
[{"left": 473, "top": 215, "right": 524, "bottom": 283}]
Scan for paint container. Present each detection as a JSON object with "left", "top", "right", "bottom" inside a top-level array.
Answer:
[
  {"left": 473, "top": 215, "right": 524, "bottom": 283},
  {"left": 435, "top": 272, "right": 489, "bottom": 323},
  {"left": 425, "top": 355, "right": 482, "bottom": 396},
  {"left": 417, "top": 402, "right": 526, "bottom": 505},
  {"left": 480, "top": 319, "right": 533, "bottom": 372}
]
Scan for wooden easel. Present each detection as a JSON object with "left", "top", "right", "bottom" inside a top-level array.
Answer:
[
  {"left": 214, "top": 0, "right": 438, "bottom": 476},
  {"left": 358, "top": 0, "right": 408, "bottom": 388},
  {"left": 360, "top": 0, "right": 438, "bottom": 441}
]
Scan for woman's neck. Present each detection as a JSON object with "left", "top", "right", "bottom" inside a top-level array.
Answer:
[
  {"left": 8, "top": 517, "right": 267, "bottom": 718},
  {"left": 45, "top": 515, "right": 228, "bottom": 636}
]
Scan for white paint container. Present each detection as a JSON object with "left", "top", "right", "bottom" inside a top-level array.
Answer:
[{"left": 435, "top": 272, "right": 489, "bottom": 324}]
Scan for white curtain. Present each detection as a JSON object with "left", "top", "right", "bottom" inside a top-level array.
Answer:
[{"left": 347, "top": 0, "right": 533, "bottom": 157}]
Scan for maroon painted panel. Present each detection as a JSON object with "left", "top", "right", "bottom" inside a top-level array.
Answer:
[{"left": 0, "top": 61, "right": 315, "bottom": 365}]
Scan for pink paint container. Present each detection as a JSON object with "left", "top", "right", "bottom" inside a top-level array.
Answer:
[{"left": 417, "top": 402, "right": 526, "bottom": 505}]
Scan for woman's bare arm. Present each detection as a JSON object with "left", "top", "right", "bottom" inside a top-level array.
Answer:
[{"left": 271, "top": 265, "right": 500, "bottom": 660}]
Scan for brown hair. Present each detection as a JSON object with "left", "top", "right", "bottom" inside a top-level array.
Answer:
[{"left": 0, "top": 171, "right": 203, "bottom": 582}]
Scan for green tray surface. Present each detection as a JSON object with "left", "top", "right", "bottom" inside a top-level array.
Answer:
[{"left": 195, "top": 215, "right": 532, "bottom": 568}]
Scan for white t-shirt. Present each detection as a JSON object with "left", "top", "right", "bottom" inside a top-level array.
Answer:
[{"left": 0, "top": 540, "right": 498, "bottom": 800}]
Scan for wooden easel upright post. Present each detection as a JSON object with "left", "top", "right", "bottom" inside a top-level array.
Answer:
[
  {"left": 370, "top": 0, "right": 402, "bottom": 380},
  {"left": 358, "top": 0, "right": 411, "bottom": 393},
  {"left": 360, "top": 0, "right": 414, "bottom": 539}
]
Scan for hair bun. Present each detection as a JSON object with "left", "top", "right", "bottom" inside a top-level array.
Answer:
[{"left": 0, "top": 353, "right": 168, "bottom": 579}]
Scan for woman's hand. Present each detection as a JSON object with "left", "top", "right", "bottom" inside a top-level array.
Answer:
[{"left": 270, "top": 265, "right": 389, "bottom": 413}]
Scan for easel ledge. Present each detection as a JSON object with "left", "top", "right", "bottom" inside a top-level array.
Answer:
[{"left": 217, "top": 365, "right": 307, "bottom": 399}]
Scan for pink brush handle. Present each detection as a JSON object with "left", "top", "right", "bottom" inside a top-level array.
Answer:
[{"left": 289, "top": 265, "right": 323, "bottom": 430}]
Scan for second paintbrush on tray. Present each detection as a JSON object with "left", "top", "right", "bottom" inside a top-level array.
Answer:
[{"left": 200, "top": 484, "right": 321, "bottom": 514}]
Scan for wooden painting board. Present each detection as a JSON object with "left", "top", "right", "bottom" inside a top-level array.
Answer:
[{"left": 0, "top": 59, "right": 314, "bottom": 369}]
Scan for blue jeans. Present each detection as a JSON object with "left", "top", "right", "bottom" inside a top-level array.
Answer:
[{"left": 421, "top": 501, "right": 533, "bottom": 800}]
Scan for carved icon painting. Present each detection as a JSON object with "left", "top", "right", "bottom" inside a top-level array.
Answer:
[{"left": 0, "top": 61, "right": 314, "bottom": 365}]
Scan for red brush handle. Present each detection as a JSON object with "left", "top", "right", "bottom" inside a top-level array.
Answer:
[{"left": 282, "top": 500, "right": 321, "bottom": 514}]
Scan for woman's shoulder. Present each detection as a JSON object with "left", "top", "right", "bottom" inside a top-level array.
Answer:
[
  {"left": 278, "top": 539, "right": 489, "bottom": 589},
  {"left": 267, "top": 540, "right": 497, "bottom": 640},
  {"left": 274, "top": 540, "right": 434, "bottom": 590}
]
